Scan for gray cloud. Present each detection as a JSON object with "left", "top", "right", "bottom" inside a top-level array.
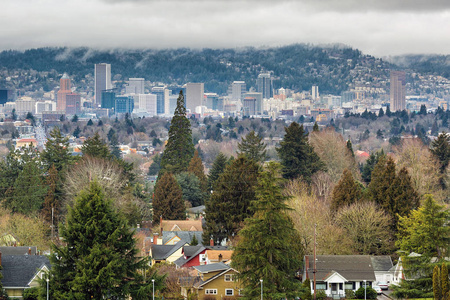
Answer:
[{"left": 0, "top": 0, "right": 448, "bottom": 56}]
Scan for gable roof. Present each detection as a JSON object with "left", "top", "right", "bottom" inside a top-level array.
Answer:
[
  {"left": 162, "top": 231, "right": 203, "bottom": 245},
  {"left": 174, "top": 246, "right": 206, "bottom": 267},
  {"left": 0, "top": 246, "right": 37, "bottom": 256},
  {"left": 0, "top": 255, "right": 51, "bottom": 288},
  {"left": 160, "top": 219, "right": 203, "bottom": 233},
  {"left": 151, "top": 240, "right": 187, "bottom": 260},
  {"left": 370, "top": 256, "right": 393, "bottom": 272},
  {"left": 205, "top": 250, "right": 233, "bottom": 262},
  {"left": 305, "top": 255, "right": 376, "bottom": 282},
  {"left": 193, "top": 262, "right": 230, "bottom": 274}
]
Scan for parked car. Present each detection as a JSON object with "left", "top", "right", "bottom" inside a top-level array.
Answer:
[
  {"left": 378, "top": 282, "right": 389, "bottom": 290},
  {"left": 373, "top": 286, "right": 382, "bottom": 294}
]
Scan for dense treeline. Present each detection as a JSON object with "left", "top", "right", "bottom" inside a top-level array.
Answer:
[{"left": 0, "top": 44, "right": 386, "bottom": 95}]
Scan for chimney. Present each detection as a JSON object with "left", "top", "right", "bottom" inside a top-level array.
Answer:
[
  {"left": 28, "top": 247, "right": 31, "bottom": 255},
  {"left": 210, "top": 237, "right": 214, "bottom": 247},
  {"left": 218, "top": 254, "right": 223, "bottom": 262},
  {"left": 153, "top": 233, "right": 159, "bottom": 245},
  {"left": 160, "top": 215, "right": 163, "bottom": 235}
]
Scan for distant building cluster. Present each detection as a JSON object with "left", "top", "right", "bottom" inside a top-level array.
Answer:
[{"left": 0, "top": 62, "right": 448, "bottom": 123}]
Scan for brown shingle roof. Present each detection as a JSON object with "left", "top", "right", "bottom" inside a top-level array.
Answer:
[{"left": 160, "top": 219, "right": 203, "bottom": 233}]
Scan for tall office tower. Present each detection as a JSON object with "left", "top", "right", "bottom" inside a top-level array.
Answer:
[
  {"left": 205, "top": 93, "right": 222, "bottom": 111},
  {"left": 101, "top": 89, "right": 116, "bottom": 110},
  {"left": 186, "top": 83, "right": 204, "bottom": 112},
  {"left": 244, "top": 92, "right": 263, "bottom": 115},
  {"left": 229, "top": 81, "right": 247, "bottom": 101},
  {"left": 390, "top": 71, "right": 406, "bottom": 112},
  {"left": 57, "top": 73, "right": 71, "bottom": 111},
  {"left": 95, "top": 63, "right": 112, "bottom": 107},
  {"left": 312, "top": 85, "right": 319, "bottom": 100},
  {"left": 138, "top": 94, "right": 157, "bottom": 117},
  {"left": 126, "top": 78, "right": 145, "bottom": 94},
  {"left": 243, "top": 97, "right": 257, "bottom": 116},
  {"left": 15, "top": 98, "right": 36, "bottom": 115},
  {"left": 256, "top": 73, "right": 273, "bottom": 99},
  {"left": 115, "top": 96, "right": 134, "bottom": 114},
  {"left": 152, "top": 86, "right": 169, "bottom": 114},
  {"left": 65, "top": 93, "right": 81, "bottom": 115},
  {"left": 0, "top": 89, "right": 15, "bottom": 105}
]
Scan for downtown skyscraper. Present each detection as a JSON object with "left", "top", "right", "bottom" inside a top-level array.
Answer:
[
  {"left": 95, "top": 63, "right": 112, "bottom": 107},
  {"left": 390, "top": 71, "right": 406, "bottom": 112}
]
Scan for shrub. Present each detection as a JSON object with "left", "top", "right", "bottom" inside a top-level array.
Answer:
[
  {"left": 345, "top": 289, "right": 356, "bottom": 299},
  {"left": 316, "top": 290, "right": 327, "bottom": 300},
  {"left": 355, "top": 287, "right": 377, "bottom": 299}
]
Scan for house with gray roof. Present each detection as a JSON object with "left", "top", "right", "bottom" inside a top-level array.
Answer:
[
  {"left": 303, "top": 255, "right": 377, "bottom": 299},
  {"left": 162, "top": 231, "right": 203, "bottom": 245},
  {"left": 150, "top": 240, "right": 188, "bottom": 265},
  {"left": 370, "top": 256, "right": 394, "bottom": 284},
  {"left": 0, "top": 254, "right": 50, "bottom": 299}
]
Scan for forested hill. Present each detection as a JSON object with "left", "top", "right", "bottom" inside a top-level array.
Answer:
[
  {"left": 0, "top": 44, "right": 394, "bottom": 95},
  {"left": 387, "top": 54, "right": 450, "bottom": 79}
]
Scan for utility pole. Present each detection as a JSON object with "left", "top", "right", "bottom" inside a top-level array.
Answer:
[{"left": 313, "top": 223, "right": 317, "bottom": 300}]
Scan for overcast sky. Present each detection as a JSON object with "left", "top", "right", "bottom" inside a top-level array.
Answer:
[{"left": 1, "top": 0, "right": 449, "bottom": 57}]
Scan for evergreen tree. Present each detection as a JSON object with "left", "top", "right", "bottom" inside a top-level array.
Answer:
[
  {"left": 49, "top": 181, "right": 158, "bottom": 299},
  {"left": 175, "top": 172, "right": 204, "bottom": 207},
  {"left": 11, "top": 108, "right": 17, "bottom": 121},
  {"left": 207, "top": 152, "right": 228, "bottom": 191},
  {"left": 232, "top": 163, "right": 303, "bottom": 300},
  {"left": 367, "top": 155, "right": 391, "bottom": 206},
  {"left": 152, "top": 172, "right": 185, "bottom": 224},
  {"left": 41, "top": 127, "right": 73, "bottom": 172},
  {"left": 237, "top": 130, "right": 267, "bottom": 163},
  {"left": 73, "top": 126, "right": 81, "bottom": 138},
  {"left": 434, "top": 265, "right": 442, "bottom": 300},
  {"left": 387, "top": 167, "right": 419, "bottom": 230},
  {"left": 441, "top": 263, "right": 449, "bottom": 300},
  {"left": 71, "top": 114, "right": 78, "bottom": 122},
  {"left": 190, "top": 234, "right": 199, "bottom": 246},
  {"left": 346, "top": 139, "right": 354, "bottom": 157},
  {"left": 431, "top": 120, "right": 439, "bottom": 136},
  {"left": 42, "top": 165, "right": 60, "bottom": 228},
  {"left": 148, "top": 154, "right": 161, "bottom": 176},
  {"left": 97, "top": 119, "right": 103, "bottom": 126},
  {"left": 107, "top": 128, "right": 116, "bottom": 141},
  {"left": 313, "top": 121, "right": 319, "bottom": 132},
  {"left": 361, "top": 150, "right": 385, "bottom": 184},
  {"left": 159, "top": 91, "right": 195, "bottom": 175},
  {"left": 430, "top": 132, "right": 450, "bottom": 174},
  {"left": 331, "top": 169, "right": 362, "bottom": 212},
  {"left": 203, "top": 156, "right": 259, "bottom": 245},
  {"left": 419, "top": 104, "right": 427, "bottom": 115},
  {"left": 87, "top": 119, "right": 94, "bottom": 126},
  {"left": 378, "top": 107, "right": 385, "bottom": 117},
  {"left": 386, "top": 105, "right": 392, "bottom": 117},
  {"left": 81, "top": 132, "right": 111, "bottom": 159},
  {"left": 276, "top": 122, "right": 325, "bottom": 182},
  {"left": 188, "top": 150, "right": 208, "bottom": 194}
]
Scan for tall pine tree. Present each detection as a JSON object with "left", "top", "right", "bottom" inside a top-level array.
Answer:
[
  {"left": 203, "top": 156, "right": 259, "bottom": 245},
  {"left": 276, "top": 122, "right": 324, "bottom": 182},
  {"left": 207, "top": 152, "right": 228, "bottom": 191},
  {"left": 49, "top": 181, "right": 158, "bottom": 299},
  {"left": 152, "top": 172, "right": 185, "bottom": 224},
  {"left": 188, "top": 150, "right": 208, "bottom": 195},
  {"left": 232, "top": 162, "right": 303, "bottom": 300},
  {"left": 159, "top": 91, "right": 195, "bottom": 175},
  {"left": 237, "top": 130, "right": 267, "bottom": 163}
]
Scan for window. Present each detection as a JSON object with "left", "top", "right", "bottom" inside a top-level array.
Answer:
[
  {"left": 316, "top": 283, "right": 327, "bottom": 290},
  {"left": 345, "top": 282, "right": 355, "bottom": 290},
  {"left": 205, "top": 289, "right": 217, "bottom": 295},
  {"left": 224, "top": 274, "right": 234, "bottom": 282},
  {"left": 225, "top": 289, "right": 234, "bottom": 296}
]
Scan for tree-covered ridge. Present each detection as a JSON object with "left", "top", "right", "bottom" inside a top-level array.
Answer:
[{"left": 0, "top": 44, "right": 389, "bottom": 94}]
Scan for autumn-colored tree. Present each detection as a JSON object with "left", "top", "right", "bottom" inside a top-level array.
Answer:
[
  {"left": 152, "top": 172, "right": 185, "bottom": 224},
  {"left": 330, "top": 169, "right": 363, "bottom": 212}
]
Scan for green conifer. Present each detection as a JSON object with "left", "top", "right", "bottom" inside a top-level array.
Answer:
[
  {"left": 81, "top": 132, "right": 111, "bottom": 158},
  {"left": 152, "top": 172, "right": 185, "bottom": 224},
  {"left": 434, "top": 265, "right": 442, "bottom": 300},
  {"left": 159, "top": 91, "right": 194, "bottom": 175},
  {"left": 232, "top": 162, "right": 303, "bottom": 300},
  {"left": 188, "top": 150, "right": 208, "bottom": 195},
  {"left": 331, "top": 169, "right": 362, "bottom": 212},
  {"left": 207, "top": 152, "right": 228, "bottom": 191},
  {"left": 276, "top": 122, "right": 325, "bottom": 182},
  {"left": 237, "top": 130, "right": 267, "bottom": 163}
]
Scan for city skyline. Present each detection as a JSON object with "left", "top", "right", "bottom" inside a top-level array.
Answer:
[{"left": 0, "top": 0, "right": 449, "bottom": 57}]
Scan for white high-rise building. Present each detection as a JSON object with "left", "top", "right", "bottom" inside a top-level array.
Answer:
[
  {"left": 312, "top": 85, "right": 319, "bottom": 100},
  {"left": 229, "top": 81, "right": 247, "bottom": 101},
  {"left": 186, "top": 83, "right": 204, "bottom": 112},
  {"left": 126, "top": 78, "right": 145, "bottom": 94},
  {"left": 137, "top": 94, "right": 157, "bottom": 117},
  {"left": 95, "top": 63, "right": 112, "bottom": 107}
]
